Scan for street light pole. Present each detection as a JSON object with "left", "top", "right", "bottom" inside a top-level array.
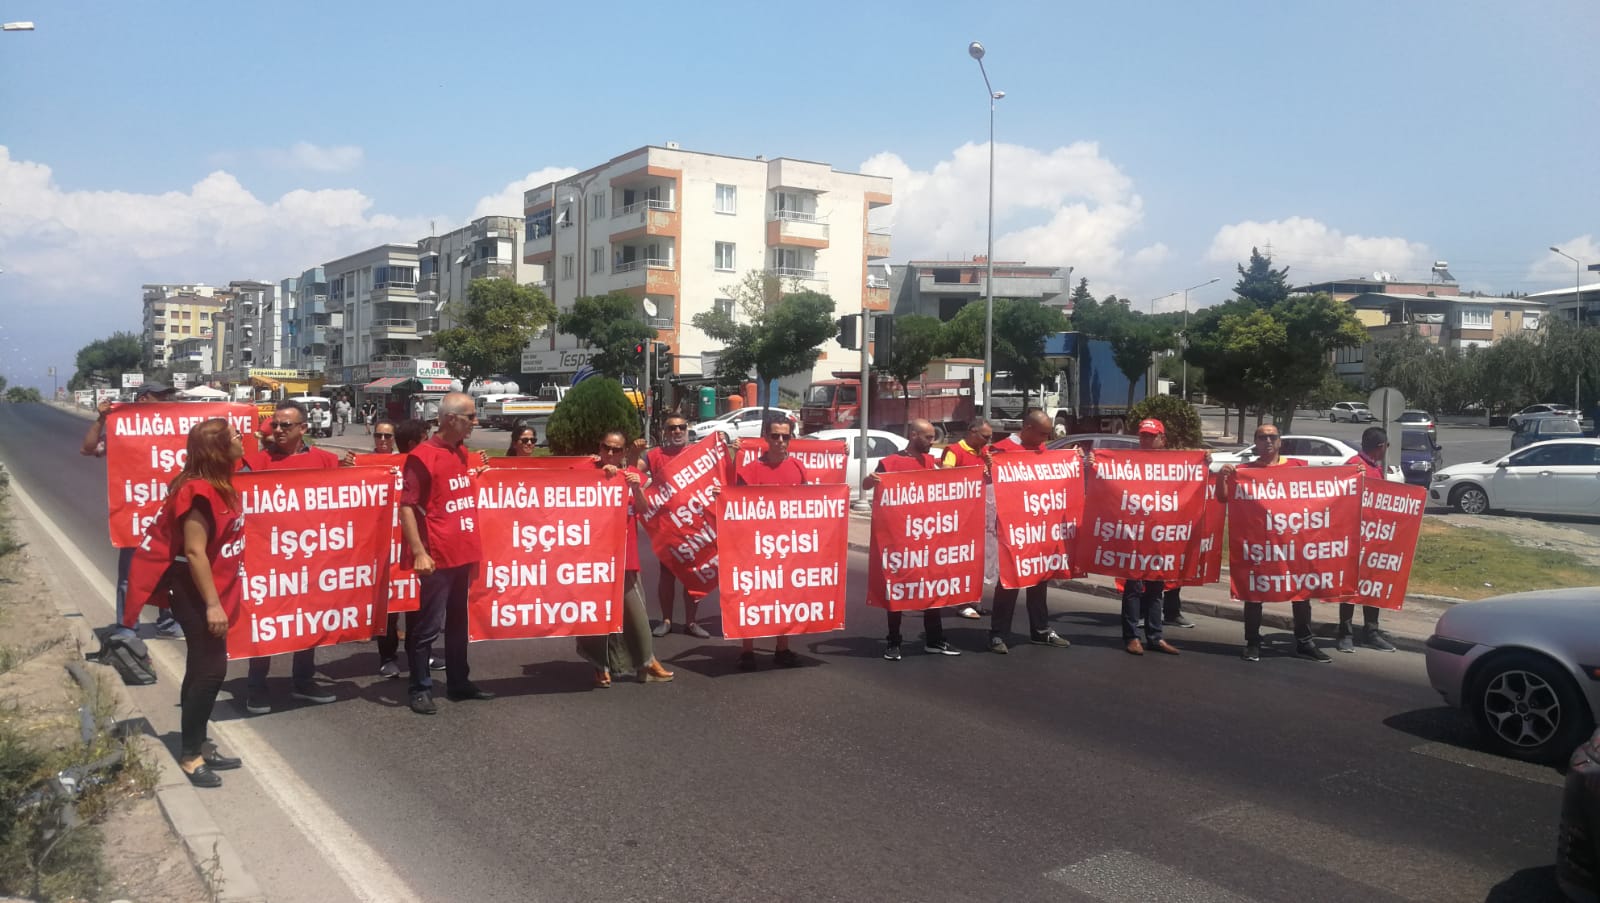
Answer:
[
  {"left": 1551, "top": 246, "right": 1583, "bottom": 412},
  {"left": 969, "top": 42, "right": 1003, "bottom": 420},
  {"left": 1180, "top": 277, "right": 1220, "bottom": 400}
]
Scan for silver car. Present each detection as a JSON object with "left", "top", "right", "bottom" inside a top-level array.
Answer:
[{"left": 1425, "top": 587, "right": 1600, "bottom": 764}]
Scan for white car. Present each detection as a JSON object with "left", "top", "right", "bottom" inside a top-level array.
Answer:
[
  {"left": 1209, "top": 435, "right": 1403, "bottom": 480},
  {"left": 688, "top": 406, "right": 797, "bottom": 441},
  {"left": 1329, "top": 401, "right": 1374, "bottom": 423},
  {"left": 1509, "top": 403, "right": 1581, "bottom": 431},
  {"left": 1428, "top": 438, "right": 1600, "bottom": 516},
  {"left": 805, "top": 428, "right": 909, "bottom": 500}
]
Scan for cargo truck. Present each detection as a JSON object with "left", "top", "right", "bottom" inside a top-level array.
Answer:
[
  {"left": 1038, "top": 331, "right": 1148, "bottom": 435},
  {"left": 799, "top": 362, "right": 981, "bottom": 440}
]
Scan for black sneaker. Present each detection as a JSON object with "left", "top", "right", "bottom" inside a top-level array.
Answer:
[
  {"left": 1241, "top": 643, "right": 1260, "bottom": 662},
  {"left": 924, "top": 641, "right": 962, "bottom": 657},
  {"left": 1030, "top": 630, "right": 1071, "bottom": 648},
  {"left": 773, "top": 649, "right": 801, "bottom": 668},
  {"left": 291, "top": 680, "right": 337, "bottom": 704},
  {"left": 1336, "top": 634, "right": 1355, "bottom": 654},
  {"left": 883, "top": 643, "right": 903, "bottom": 661},
  {"left": 1296, "top": 640, "right": 1332, "bottom": 663},
  {"left": 1164, "top": 614, "right": 1196, "bottom": 629},
  {"left": 988, "top": 635, "right": 1009, "bottom": 655},
  {"left": 378, "top": 659, "right": 400, "bottom": 679},
  {"left": 429, "top": 657, "right": 446, "bottom": 671},
  {"left": 242, "top": 693, "right": 271, "bottom": 716},
  {"left": 737, "top": 650, "right": 757, "bottom": 671},
  {"left": 446, "top": 683, "right": 495, "bottom": 702},
  {"left": 1361, "top": 628, "right": 1397, "bottom": 653},
  {"left": 409, "top": 690, "right": 437, "bottom": 715}
]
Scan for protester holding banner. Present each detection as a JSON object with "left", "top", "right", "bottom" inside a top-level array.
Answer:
[
  {"left": 864, "top": 419, "right": 963, "bottom": 660},
  {"left": 81, "top": 382, "right": 182, "bottom": 639},
  {"left": 399, "top": 392, "right": 495, "bottom": 714},
  {"left": 341, "top": 419, "right": 429, "bottom": 679},
  {"left": 1218, "top": 424, "right": 1328, "bottom": 664},
  {"left": 731, "top": 417, "right": 808, "bottom": 670},
  {"left": 505, "top": 422, "right": 538, "bottom": 457},
  {"left": 940, "top": 417, "right": 994, "bottom": 620},
  {"left": 576, "top": 432, "right": 675, "bottom": 687},
  {"left": 1109, "top": 419, "right": 1187, "bottom": 657},
  {"left": 123, "top": 418, "right": 246, "bottom": 788},
  {"left": 643, "top": 414, "right": 711, "bottom": 639},
  {"left": 1338, "top": 427, "right": 1398, "bottom": 654},
  {"left": 238, "top": 400, "right": 344, "bottom": 715},
  {"left": 987, "top": 410, "right": 1074, "bottom": 654}
]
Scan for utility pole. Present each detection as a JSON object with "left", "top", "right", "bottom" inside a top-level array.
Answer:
[{"left": 855, "top": 311, "right": 872, "bottom": 512}]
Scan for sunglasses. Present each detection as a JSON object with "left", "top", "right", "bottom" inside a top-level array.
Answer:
[
  {"left": 272, "top": 420, "right": 304, "bottom": 430},
  {"left": 374, "top": 433, "right": 396, "bottom": 440},
  {"left": 515, "top": 437, "right": 536, "bottom": 444},
  {"left": 766, "top": 433, "right": 792, "bottom": 442},
  {"left": 664, "top": 423, "right": 687, "bottom": 431}
]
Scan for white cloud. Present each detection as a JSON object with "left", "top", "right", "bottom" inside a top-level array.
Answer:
[
  {"left": 860, "top": 141, "right": 1150, "bottom": 286},
  {"left": 473, "top": 166, "right": 578, "bottom": 218},
  {"left": 264, "top": 141, "right": 365, "bottom": 173},
  {"left": 1528, "top": 236, "right": 1599, "bottom": 286},
  {"left": 1204, "top": 216, "right": 1429, "bottom": 285}
]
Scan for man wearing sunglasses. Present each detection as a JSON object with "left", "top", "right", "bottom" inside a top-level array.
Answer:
[
  {"left": 645, "top": 415, "right": 712, "bottom": 639},
  {"left": 731, "top": 416, "right": 808, "bottom": 670},
  {"left": 239, "top": 400, "right": 344, "bottom": 714},
  {"left": 1218, "top": 424, "right": 1329, "bottom": 664},
  {"left": 399, "top": 392, "right": 495, "bottom": 714}
]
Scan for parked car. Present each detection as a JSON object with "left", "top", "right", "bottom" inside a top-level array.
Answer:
[
  {"left": 1329, "top": 401, "right": 1374, "bottom": 423},
  {"left": 1511, "top": 416, "right": 1583, "bottom": 450},
  {"left": 1394, "top": 409, "right": 1436, "bottom": 431},
  {"left": 1510, "top": 403, "right": 1581, "bottom": 431},
  {"left": 1045, "top": 433, "right": 1142, "bottom": 454},
  {"left": 1558, "top": 727, "right": 1600, "bottom": 901},
  {"left": 1424, "top": 586, "right": 1600, "bottom": 764},
  {"left": 805, "top": 428, "right": 909, "bottom": 500},
  {"left": 1399, "top": 427, "right": 1443, "bottom": 486},
  {"left": 1429, "top": 438, "right": 1600, "bottom": 515},
  {"left": 689, "top": 406, "right": 797, "bottom": 441}
]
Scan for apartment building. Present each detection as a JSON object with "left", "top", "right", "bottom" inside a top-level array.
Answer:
[
  {"left": 877, "top": 257, "right": 1070, "bottom": 322},
  {"left": 521, "top": 144, "right": 891, "bottom": 385},
  {"left": 141, "top": 283, "right": 225, "bottom": 366},
  {"left": 417, "top": 215, "right": 529, "bottom": 354},
  {"left": 322, "top": 244, "right": 423, "bottom": 387},
  {"left": 287, "top": 267, "right": 337, "bottom": 376},
  {"left": 1525, "top": 281, "right": 1600, "bottom": 324},
  {"left": 167, "top": 332, "right": 215, "bottom": 377},
  {"left": 215, "top": 280, "right": 279, "bottom": 378},
  {"left": 1334, "top": 292, "right": 1547, "bottom": 383}
]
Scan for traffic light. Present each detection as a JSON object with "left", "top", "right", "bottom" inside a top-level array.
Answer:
[
  {"left": 653, "top": 342, "right": 672, "bottom": 381},
  {"left": 874, "top": 315, "right": 895, "bottom": 361},
  {"left": 633, "top": 341, "right": 647, "bottom": 365},
  {"left": 836, "top": 315, "right": 858, "bottom": 350}
]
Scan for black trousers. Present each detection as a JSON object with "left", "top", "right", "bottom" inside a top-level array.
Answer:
[
  {"left": 990, "top": 582, "right": 1049, "bottom": 639},
  {"left": 167, "top": 569, "right": 228, "bottom": 759},
  {"left": 408, "top": 565, "right": 472, "bottom": 694},
  {"left": 1244, "top": 600, "right": 1313, "bottom": 644},
  {"left": 377, "top": 612, "right": 400, "bottom": 663},
  {"left": 887, "top": 609, "right": 945, "bottom": 646},
  {"left": 1336, "top": 603, "right": 1382, "bottom": 634},
  {"left": 1162, "top": 587, "right": 1182, "bottom": 621}
]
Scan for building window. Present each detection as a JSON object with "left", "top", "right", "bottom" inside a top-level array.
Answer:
[
  {"left": 715, "top": 242, "right": 736, "bottom": 271},
  {"left": 561, "top": 254, "right": 575, "bottom": 280},
  {"left": 525, "top": 210, "right": 551, "bottom": 240},
  {"left": 714, "top": 297, "right": 735, "bottom": 320},
  {"left": 591, "top": 247, "right": 605, "bottom": 274},
  {"left": 590, "top": 191, "right": 607, "bottom": 222},
  {"left": 1459, "top": 309, "right": 1492, "bottom": 330},
  {"left": 1524, "top": 312, "right": 1541, "bottom": 330},
  {"left": 715, "top": 184, "right": 737, "bottom": 214}
]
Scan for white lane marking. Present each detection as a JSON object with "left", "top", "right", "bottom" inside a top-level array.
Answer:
[
  {"left": 1192, "top": 801, "right": 1505, "bottom": 902},
  {"left": 1410, "top": 741, "right": 1565, "bottom": 787},
  {"left": 1045, "top": 850, "right": 1261, "bottom": 903},
  {"left": 4, "top": 469, "right": 423, "bottom": 903}
]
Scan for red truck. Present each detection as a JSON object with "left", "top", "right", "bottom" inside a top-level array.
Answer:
[{"left": 799, "top": 370, "right": 979, "bottom": 440}]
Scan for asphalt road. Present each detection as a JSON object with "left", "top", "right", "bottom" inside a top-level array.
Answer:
[{"left": 0, "top": 402, "right": 1571, "bottom": 902}]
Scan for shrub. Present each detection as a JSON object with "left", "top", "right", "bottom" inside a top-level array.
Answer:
[
  {"left": 544, "top": 378, "right": 641, "bottom": 456},
  {"left": 1127, "top": 395, "right": 1203, "bottom": 448}
]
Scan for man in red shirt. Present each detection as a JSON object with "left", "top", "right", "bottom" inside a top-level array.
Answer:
[
  {"left": 1118, "top": 419, "right": 1183, "bottom": 657},
  {"left": 1338, "top": 427, "right": 1397, "bottom": 653},
  {"left": 644, "top": 414, "right": 711, "bottom": 639},
  {"left": 239, "top": 400, "right": 344, "bottom": 714},
  {"left": 866, "top": 419, "right": 961, "bottom": 661},
  {"left": 733, "top": 416, "right": 807, "bottom": 670},
  {"left": 1219, "top": 423, "right": 1329, "bottom": 663},
  {"left": 987, "top": 409, "right": 1072, "bottom": 653},
  {"left": 939, "top": 417, "right": 994, "bottom": 619},
  {"left": 399, "top": 392, "right": 494, "bottom": 714}
]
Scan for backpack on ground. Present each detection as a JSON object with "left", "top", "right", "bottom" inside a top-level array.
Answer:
[{"left": 87, "top": 627, "right": 157, "bottom": 686}]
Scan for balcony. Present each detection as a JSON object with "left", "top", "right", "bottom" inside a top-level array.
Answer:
[
  {"left": 417, "top": 316, "right": 440, "bottom": 336},
  {"left": 611, "top": 201, "right": 679, "bottom": 242},
  {"left": 327, "top": 294, "right": 345, "bottom": 312},
  {"left": 523, "top": 231, "right": 553, "bottom": 264},
  {"left": 369, "top": 319, "right": 420, "bottom": 340},
  {"left": 866, "top": 285, "right": 890, "bottom": 311},
  {"left": 416, "top": 275, "right": 439, "bottom": 299},
  {"left": 770, "top": 267, "right": 828, "bottom": 286},
  {"left": 468, "top": 258, "right": 517, "bottom": 282},
  {"left": 916, "top": 274, "right": 1066, "bottom": 297},
  {"left": 766, "top": 212, "right": 830, "bottom": 249},
  {"left": 370, "top": 283, "right": 417, "bottom": 303},
  {"left": 612, "top": 259, "right": 679, "bottom": 294},
  {"left": 865, "top": 230, "right": 891, "bottom": 260}
]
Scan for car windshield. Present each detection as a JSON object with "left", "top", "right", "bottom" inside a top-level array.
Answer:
[
  {"left": 805, "top": 385, "right": 835, "bottom": 406},
  {"left": 1542, "top": 420, "right": 1582, "bottom": 435},
  {"left": 1400, "top": 431, "right": 1432, "bottom": 451}
]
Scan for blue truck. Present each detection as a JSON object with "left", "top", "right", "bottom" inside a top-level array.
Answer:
[{"left": 1039, "top": 331, "right": 1147, "bottom": 435}]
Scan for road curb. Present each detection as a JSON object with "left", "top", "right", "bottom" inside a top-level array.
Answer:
[
  {"left": 844, "top": 539, "right": 1441, "bottom": 653},
  {"left": 4, "top": 466, "right": 267, "bottom": 903}
]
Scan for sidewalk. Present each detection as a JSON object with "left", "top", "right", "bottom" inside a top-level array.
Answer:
[{"left": 842, "top": 512, "right": 1457, "bottom": 652}]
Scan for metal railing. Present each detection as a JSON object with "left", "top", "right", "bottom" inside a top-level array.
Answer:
[
  {"left": 771, "top": 267, "right": 826, "bottom": 282},
  {"left": 772, "top": 209, "right": 825, "bottom": 224},
  {"left": 368, "top": 319, "right": 418, "bottom": 335},
  {"left": 614, "top": 198, "right": 675, "bottom": 218},
  {"left": 613, "top": 257, "right": 674, "bottom": 274}
]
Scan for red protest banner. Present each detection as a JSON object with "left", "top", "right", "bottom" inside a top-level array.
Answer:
[
  {"left": 1179, "top": 479, "right": 1226, "bottom": 586},
  {"left": 230, "top": 468, "right": 394, "bottom": 659},
  {"left": 1356, "top": 479, "right": 1427, "bottom": 610},
  {"left": 868, "top": 468, "right": 986, "bottom": 611},
  {"left": 736, "top": 438, "right": 848, "bottom": 484},
  {"left": 105, "top": 402, "right": 259, "bottom": 547},
  {"left": 1083, "top": 450, "right": 1209, "bottom": 581},
  {"left": 469, "top": 468, "right": 628, "bottom": 640},
  {"left": 345, "top": 462, "right": 420, "bottom": 615},
  {"left": 991, "top": 449, "right": 1084, "bottom": 589},
  {"left": 488, "top": 456, "right": 597, "bottom": 469},
  {"left": 1227, "top": 466, "right": 1362, "bottom": 602},
  {"left": 718, "top": 484, "right": 850, "bottom": 639},
  {"left": 640, "top": 436, "right": 728, "bottom": 598}
]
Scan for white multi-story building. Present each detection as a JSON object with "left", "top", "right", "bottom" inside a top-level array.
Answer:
[
  {"left": 322, "top": 243, "right": 423, "bottom": 383},
  {"left": 521, "top": 145, "right": 891, "bottom": 386},
  {"left": 417, "top": 215, "right": 530, "bottom": 354},
  {"left": 141, "top": 283, "right": 223, "bottom": 366}
]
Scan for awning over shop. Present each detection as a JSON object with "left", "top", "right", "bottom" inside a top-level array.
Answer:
[
  {"left": 362, "top": 377, "right": 406, "bottom": 393},
  {"left": 407, "top": 378, "right": 455, "bottom": 393}
]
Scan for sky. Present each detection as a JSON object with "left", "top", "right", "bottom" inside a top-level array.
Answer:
[{"left": 1, "top": 0, "right": 1596, "bottom": 391}]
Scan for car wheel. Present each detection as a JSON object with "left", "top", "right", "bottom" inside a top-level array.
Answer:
[
  {"left": 1450, "top": 484, "right": 1490, "bottom": 515},
  {"left": 1468, "top": 651, "right": 1593, "bottom": 764}
]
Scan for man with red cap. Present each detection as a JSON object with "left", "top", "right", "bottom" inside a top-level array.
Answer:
[{"left": 1118, "top": 419, "right": 1182, "bottom": 656}]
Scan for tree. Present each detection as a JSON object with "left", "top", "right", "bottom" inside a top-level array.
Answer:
[
  {"left": 432, "top": 278, "right": 557, "bottom": 384},
  {"left": 941, "top": 298, "right": 1069, "bottom": 407},
  {"left": 690, "top": 270, "right": 836, "bottom": 410},
  {"left": 0, "top": 374, "right": 7, "bottom": 396},
  {"left": 544, "top": 378, "right": 640, "bottom": 455},
  {"left": 70, "top": 332, "right": 143, "bottom": 390},
  {"left": 1233, "top": 246, "right": 1291, "bottom": 307},
  {"left": 879, "top": 314, "right": 943, "bottom": 425},
  {"left": 1126, "top": 395, "right": 1203, "bottom": 449},
  {"left": 1067, "top": 277, "right": 1093, "bottom": 312},
  {"left": 556, "top": 292, "right": 656, "bottom": 380},
  {"left": 1069, "top": 289, "right": 1174, "bottom": 407},
  {"left": 3, "top": 386, "right": 42, "bottom": 404},
  {"left": 1258, "top": 292, "right": 1367, "bottom": 429}
]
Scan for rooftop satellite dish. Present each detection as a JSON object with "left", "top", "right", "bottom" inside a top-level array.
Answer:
[{"left": 642, "top": 298, "right": 658, "bottom": 318}]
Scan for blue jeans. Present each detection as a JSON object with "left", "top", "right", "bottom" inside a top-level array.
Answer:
[
  {"left": 115, "top": 546, "right": 170, "bottom": 635},
  {"left": 1120, "top": 580, "right": 1164, "bottom": 644},
  {"left": 407, "top": 565, "right": 472, "bottom": 695},
  {"left": 246, "top": 650, "right": 317, "bottom": 691}
]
